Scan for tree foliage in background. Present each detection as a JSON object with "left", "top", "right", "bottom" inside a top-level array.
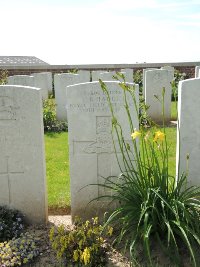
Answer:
[
  {"left": 133, "top": 70, "right": 143, "bottom": 91},
  {"left": 171, "top": 69, "right": 188, "bottom": 101},
  {"left": 0, "top": 69, "right": 8, "bottom": 84}
]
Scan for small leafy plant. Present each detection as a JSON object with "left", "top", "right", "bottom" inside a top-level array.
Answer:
[
  {"left": 0, "top": 232, "right": 40, "bottom": 266},
  {"left": 49, "top": 216, "right": 113, "bottom": 266},
  {"left": 98, "top": 76, "right": 200, "bottom": 266},
  {"left": 43, "top": 97, "right": 68, "bottom": 132},
  {"left": 0, "top": 206, "right": 25, "bottom": 242}
]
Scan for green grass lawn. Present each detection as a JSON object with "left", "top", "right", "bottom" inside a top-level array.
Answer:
[
  {"left": 171, "top": 100, "right": 178, "bottom": 120},
  {"left": 160, "top": 126, "right": 177, "bottom": 177},
  {"left": 44, "top": 132, "right": 70, "bottom": 212},
  {"left": 44, "top": 125, "right": 177, "bottom": 211}
]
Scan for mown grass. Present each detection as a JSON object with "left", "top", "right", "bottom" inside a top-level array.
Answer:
[
  {"left": 171, "top": 100, "right": 178, "bottom": 120},
  {"left": 44, "top": 126, "right": 177, "bottom": 210},
  {"left": 44, "top": 132, "right": 70, "bottom": 211}
]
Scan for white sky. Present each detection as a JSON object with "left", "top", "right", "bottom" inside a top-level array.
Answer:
[{"left": 0, "top": 0, "right": 200, "bottom": 65}]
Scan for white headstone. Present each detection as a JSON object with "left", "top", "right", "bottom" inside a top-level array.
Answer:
[
  {"left": 98, "top": 71, "right": 116, "bottom": 81},
  {"left": 143, "top": 68, "right": 158, "bottom": 98},
  {"left": 54, "top": 73, "right": 89, "bottom": 121},
  {"left": 92, "top": 71, "right": 105, "bottom": 81},
  {"left": 195, "top": 66, "right": 200, "bottom": 78},
  {"left": 32, "top": 73, "right": 50, "bottom": 100},
  {"left": 32, "top": 72, "right": 52, "bottom": 95},
  {"left": 7, "top": 75, "right": 35, "bottom": 87},
  {"left": 161, "top": 66, "right": 174, "bottom": 80},
  {"left": 77, "top": 70, "right": 91, "bottom": 81},
  {"left": 176, "top": 78, "right": 200, "bottom": 187},
  {"left": 66, "top": 81, "right": 139, "bottom": 220},
  {"left": 145, "top": 69, "right": 172, "bottom": 122},
  {"left": 0, "top": 85, "right": 47, "bottom": 224},
  {"left": 92, "top": 70, "right": 132, "bottom": 83},
  {"left": 121, "top": 69, "right": 133, "bottom": 83}
]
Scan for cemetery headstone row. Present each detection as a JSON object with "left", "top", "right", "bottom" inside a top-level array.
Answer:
[
  {"left": 7, "top": 72, "right": 53, "bottom": 100},
  {"left": 54, "top": 69, "right": 133, "bottom": 122}
]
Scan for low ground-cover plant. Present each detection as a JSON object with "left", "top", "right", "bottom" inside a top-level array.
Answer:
[
  {"left": 0, "top": 206, "right": 25, "bottom": 242},
  {"left": 98, "top": 76, "right": 200, "bottom": 266},
  {"left": 50, "top": 216, "right": 113, "bottom": 266},
  {"left": 43, "top": 97, "right": 67, "bottom": 132},
  {"left": 0, "top": 232, "right": 40, "bottom": 266}
]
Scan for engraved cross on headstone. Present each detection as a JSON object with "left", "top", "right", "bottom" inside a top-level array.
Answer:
[
  {"left": 0, "top": 156, "right": 24, "bottom": 205},
  {"left": 73, "top": 116, "right": 114, "bottom": 197}
]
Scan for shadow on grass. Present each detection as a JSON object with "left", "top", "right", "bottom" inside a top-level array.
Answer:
[{"left": 44, "top": 131, "right": 67, "bottom": 138}]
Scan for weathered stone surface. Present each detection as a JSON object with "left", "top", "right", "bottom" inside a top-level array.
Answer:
[
  {"left": 161, "top": 66, "right": 174, "bottom": 81},
  {"left": 120, "top": 69, "right": 133, "bottom": 83},
  {"left": 77, "top": 70, "right": 91, "bottom": 81},
  {"left": 54, "top": 73, "right": 90, "bottom": 121},
  {"left": 32, "top": 72, "right": 52, "bottom": 96},
  {"left": 142, "top": 68, "right": 158, "bottom": 98},
  {"left": 7, "top": 75, "right": 35, "bottom": 87},
  {"left": 91, "top": 70, "right": 105, "bottom": 81},
  {"left": 66, "top": 81, "right": 139, "bottom": 220},
  {"left": 176, "top": 78, "right": 200, "bottom": 187},
  {"left": 31, "top": 73, "right": 49, "bottom": 100},
  {"left": 92, "top": 70, "right": 133, "bottom": 83},
  {"left": 0, "top": 85, "right": 47, "bottom": 224},
  {"left": 98, "top": 71, "right": 116, "bottom": 81},
  {"left": 145, "top": 69, "right": 172, "bottom": 122}
]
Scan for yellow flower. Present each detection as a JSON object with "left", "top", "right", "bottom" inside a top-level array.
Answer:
[
  {"left": 131, "top": 130, "right": 141, "bottom": 140},
  {"left": 154, "top": 131, "right": 165, "bottom": 142},
  {"left": 81, "top": 247, "right": 91, "bottom": 265}
]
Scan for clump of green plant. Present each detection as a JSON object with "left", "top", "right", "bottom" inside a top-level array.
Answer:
[
  {"left": 98, "top": 76, "right": 200, "bottom": 267},
  {"left": 171, "top": 70, "right": 188, "bottom": 120},
  {"left": 43, "top": 97, "right": 67, "bottom": 132},
  {"left": 50, "top": 216, "right": 113, "bottom": 266},
  {"left": 171, "top": 69, "right": 187, "bottom": 102},
  {"left": 0, "top": 232, "right": 40, "bottom": 266},
  {"left": 133, "top": 69, "right": 143, "bottom": 90},
  {"left": 0, "top": 206, "right": 25, "bottom": 242},
  {"left": 0, "top": 69, "right": 8, "bottom": 85}
]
